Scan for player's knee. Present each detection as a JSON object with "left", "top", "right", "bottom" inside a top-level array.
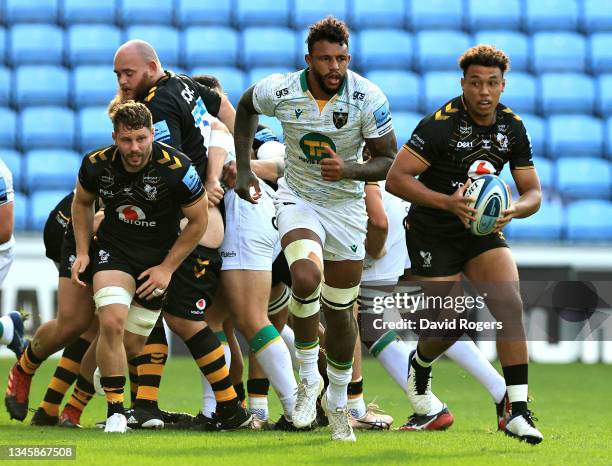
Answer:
[
  {"left": 290, "top": 265, "right": 322, "bottom": 298},
  {"left": 99, "top": 313, "right": 125, "bottom": 341},
  {"left": 284, "top": 239, "right": 323, "bottom": 298}
]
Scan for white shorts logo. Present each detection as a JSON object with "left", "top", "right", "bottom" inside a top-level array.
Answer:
[{"left": 116, "top": 205, "right": 156, "bottom": 227}]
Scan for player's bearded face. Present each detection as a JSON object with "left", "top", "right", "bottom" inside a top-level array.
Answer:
[
  {"left": 120, "top": 70, "right": 152, "bottom": 102},
  {"left": 307, "top": 40, "right": 350, "bottom": 96},
  {"left": 461, "top": 65, "right": 505, "bottom": 123},
  {"left": 114, "top": 125, "right": 154, "bottom": 172}
]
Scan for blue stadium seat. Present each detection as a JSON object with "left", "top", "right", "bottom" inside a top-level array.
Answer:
[
  {"left": 0, "top": 67, "right": 10, "bottom": 106},
  {"left": 235, "top": 0, "right": 290, "bottom": 28},
  {"left": 540, "top": 73, "right": 595, "bottom": 114},
  {"left": 0, "top": 150, "right": 22, "bottom": 192},
  {"left": 500, "top": 157, "right": 554, "bottom": 194},
  {"left": 557, "top": 157, "right": 611, "bottom": 199},
  {"left": 25, "top": 150, "right": 80, "bottom": 192},
  {"left": 19, "top": 107, "right": 75, "bottom": 151},
  {"left": 393, "top": 112, "right": 423, "bottom": 147},
  {"left": 501, "top": 72, "right": 536, "bottom": 114},
  {"left": 293, "top": 0, "right": 348, "bottom": 29},
  {"left": 566, "top": 200, "right": 612, "bottom": 241},
  {"left": 14, "top": 66, "right": 69, "bottom": 108},
  {"left": 351, "top": 0, "right": 405, "bottom": 29},
  {"left": 61, "top": 0, "right": 116, "bottom": 25},
  {"left": 258, "top": 116, "right": 284, "bottom": 143},
  {"left": 366, "top": 71, "right": 420, "bottom": 112},
  {"left": 176, "top": 0, "right": 232, "bottom": 27},
  {"left": 119, "top": 0, "right": 173, "bottom": 25},
  {"left": 248, "top": 67, "right": 294, "bottom": 86},
  {"left": 467, "top": 0, "right": 521, "bottom": 31},
  {"left": 473, "top": 31, "right": 529, "bottom": 72},
  {"left": 0, "top": 108, "right": 17, "bottom": 149},
  {"left": 190, "top": 67, "right": 246, "bottom": 107},
  {"left": 67, "top": 25, "right": 122, "bottom": 67},
  {"left": 357, "top": 30, "right": 413, "bottom": 70},
  {"left": 183, "top": 27, "right": 239, "bottom": 68},
  {"left": 582, "top": 0, "right": 612, "bottom": 33},
  {"left": 0, "top": 28, "right": 6, "bottom": 65},
  {"left": 548, "top": 115, "right": 604, "bottom": 158},
  {"left": 72, "top": 66, "right": 117, "bottom": 108},
  {"left": 77, "top": 107, "right": 113, "bottom": 152},
  {"left": 9, "top": 25, "right": 63, "bottom": 66},
  {"left": 532, "top": 32, "right": 587, "bottom": 73},
  {"left": 506, "top": 201, "right": 564, "bottom": 240},
  {"left": 13, "top": 192, "right": 27, "bottom": 230},
  {"left": 520, "top": 114, "right": 546, "bottom": 157},
  {"left": 524, "top": 0, "right": 579, "bottom": 32},
  {"left": 422, "top": 71, "right": 462, "bottom": 112},
  {"left": 5, "top": 0, "right": 58, "bottom": 23},
  {"left": 408, "top": 0, "right": 464, "bottom": 31},
  {"left": 126, "top": 26, "right": 180, "bottom": 67},
  {"left": 589, "top": 33, "right": 612, "bottom": 74},
  {"left": 605, "top": 117, "right": 612, "bottom": 158},
  {"left": 241, "top": 28, "right": 296, "bottom": 68},
  {"left": 415, "top": 30, "right": 471, "bottom": 71},
  {"left": 30, "top": 190, "right": 69, "bottom": 230}
]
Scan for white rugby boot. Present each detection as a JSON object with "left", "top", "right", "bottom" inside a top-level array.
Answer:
[
  {"left": 104, "top": 412, "right": 128, "bottom": 433},
  {"left": 322, "top": 393, "right": 356, "bottom": 442},
  {"left": 291, "top": 375, "right": 324, "bottom": 428}
]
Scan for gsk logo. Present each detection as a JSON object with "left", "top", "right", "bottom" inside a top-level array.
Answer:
[{"left": 299, "top": 132, "right": 336, "bottom": 162}]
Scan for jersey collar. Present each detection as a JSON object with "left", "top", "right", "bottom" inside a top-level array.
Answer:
[{"left": 299, "top": 68, "right": 347, "bottom": 99}]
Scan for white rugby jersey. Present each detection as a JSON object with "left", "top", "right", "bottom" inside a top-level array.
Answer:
[
  {"left": 0, "top": 158, "right": 15, "bottom": 250},
  {"left": 252, "top": 69, "right": 393, "bottom": 206}
]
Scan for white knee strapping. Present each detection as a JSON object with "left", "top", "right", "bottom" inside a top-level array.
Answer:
[
  {"left": 93, "top": 286, "right": 132, "bottom": 312},
  {"left": 125, "top": 304, "right": 161, "bottom": 337},
  {"left": 321, "top": 283, "right": 360, "bottom": 311},
  {"left": 284, "top": 239, "right": 323, "bottom": 271},
  {"left": 268, "top": 284, "right": 291, "bottom": 316},
  {"left": 288, "top": 282, "right": 321, "bottom": 318}
]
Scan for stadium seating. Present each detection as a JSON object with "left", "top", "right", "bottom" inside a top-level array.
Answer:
[
  {"left": 235, "top": 0, "right": 291, "bottom": 28},
  {"left": 351, "top": 0, "right": 405, "bottom": 29},
  {"left": 566, "top": 200, "right": 612, "bottom": 241},
  {"left": 532, "top": 32, "right": 586, "bottom": 73},
  {"left": 392, "top": 112, "right": 423, "bottom": 145},
  {"left": 589, "top": 33, "right": 612, "bottom": 74},
  {"left": 548, "top": 115, "right": 604, "bottom": 158},
  {"left": 557, "top": 157, "right": 611, "bottom": 200},
  {"left": 408, "top": 0, "right": 464, "bottom": 31},
  {"left": 524, "top": 0, "right": 579, "bottom": 32},
  {"left": 0, "top": 108, "right": 17, "bottom": 149},
  {"left": 0, "top": 150, "right": 22, "bottom": 192},
  {"left": 241, "top": 28, "right": 297, "bottom": 68},
  {"left": 0, "top": 67, "right": 10, "bottom": 106},
  {"left": 506, "top": 201, "right": 564, "bottom": 240},
  {"left": 9, "top": 25, "right": 63, "bottom": 66},
  {"left": 605, "top": 117, "right": 612, "bottom": 158},
  {"left": 125, "top": 26, "right": 180, "bottom": 68},
  {"left": 357, "top": 29, "right": 413, "bottom": 70},
  {"left": 183, "top": 27, "right": 239, "bottom": 68},
  {"left": 189, "top": 67, "right": 246, "bottom": 106},
  {"left": 24, "top": 150, "right": 80, "bottom": 192},
  {"left": 366, "top": 70, "right": 420, "bottom": 112},
  {"left": 582, "top": 0, "right": 612, "bottom": 34},
  {"left": 0, "top": 28, "right": 6, "bottom": 65},
  {"left": 501, "top": 72, "right": 536, "bottom": 114},
  {"left": 118, "top": 0, "right": 174, "bottom": 25},
  {"left": 77, "top": 107, "right": 113, "bottom": 153},
  {"left": 61, "top": 0, "right": 116, "bottom": 25},
  {"left": 293, "top": 0, "right": 348, "bottom": 29},
  {"left": 176, "top": 0, "right": 232, "bottom": 27},
  {"left": 14, "top": 66, "right": 69, "bottom": 108},
  {"left": 520, "top": 114, "right": 546, "bottom": 157},
  {"left": 248, "top": 67, "right": 294, "bottom": 86},
  {"left": 12, "top": 191, "right": 27, "bottom": 230},
  {"left": 467, "top": 0, "right": 521, "bottom": 31},
  {"left": 540, "top": 73, "right": 596, "bottom": 114},
  {"left": 533, "top": 157, "right": 554, "bottom": 191},
  {"left": 599, "top": 75, "right": 612, "bottom": 114},
  {"left": 66, "top": 25, "right": 122, "bottom": 67},
  {"left": 415, "top": 30, "right": 471, "bottom": 71},
  {"left": 72, "top": 66, "right": 117, "bottom": 108},
  {"left": 19, "top": 107, "right": 75, "bottom": 151},
  {"left": 473, "top": 31, "right": 529, "bottom": 72},
  {"left": 422, "top": 71, "right": 462, "bottom": 113},
  {"left": 5, "top": 0, "right": 59, "bottom": 24},
  {"left": 30, "top": 190, "right": 68, "bottom": 230}
]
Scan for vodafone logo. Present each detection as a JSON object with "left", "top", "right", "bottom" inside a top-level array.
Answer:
[
  {"left": 116, "top": 205, "right": 156, "bottom": 227},
  {"left": 468, "top": 160, "right": 496, "bottom": 179},
  {"left": 196, "top": 298, "right": 207, "bottom": 310}
]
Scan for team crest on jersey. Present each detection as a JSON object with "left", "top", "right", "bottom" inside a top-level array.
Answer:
[
  {"left": 144, "top": 184, "right": 157, "bottom": 200},
  {"left": 333, "top": 111, "right": 348, "bottom": 129},
  {"left": 299, "top": 132, "right": 336, "bottom": 163}
]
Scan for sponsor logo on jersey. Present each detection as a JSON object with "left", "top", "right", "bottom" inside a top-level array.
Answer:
[
  {"left": 295, "top": 108, "right": 303, "bottom": 119},
  {"left": 181, "top": 165, "right": 201, "bottom": 195},
  {"left": 468, "top": 160, "right": 496, "bottom": 179},
  {"left": 457, "top": 141, "right": 473, "bottom": 149},
  {"left": 143, "top": 175, "right": 160, "bottom": 184},
  {"left": 459, "top": 121, "right": 472, "bottom": 137},
  {"left": 409, "top": 134, "right": 425, "bottom": 151},
  {"left": 352, "top": 91, "right": 365, "bottom": 101},
  {"left": 196, "top": 298, "right": 207, "bottom": 311},
  {"left": 333, "top": 111, "right": 349, "bottom": 129},
  {"left": 116, "top": 205, "right": 156, "bottom": 227},
  {"left": 482, "top": 139, "right": 491, "bottom": 150},
  {"left": 221, "top": 251, "right": 236, "bottom": 258},
  {"left": 153, "top": 120, "right": 171, "bottom": 143},
  {"left": 299, "top": 132, "right": 336, "bottom": 162},
  {"left": 101, "top": 175, "right": 114, "bottom": 185},
  {"left": 373, "top": 102, "right": 391, "bottom": 129},
  {"left": 275, "top": 88, "right": 289, "bottom": 98},
  {"left": 99, "top": 188, "right": 114, "bottom": 197}
]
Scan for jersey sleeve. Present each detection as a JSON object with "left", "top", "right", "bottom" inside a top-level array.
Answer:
[
  {"left": 509, "top": 119, "right": 535, "bottom": 170},
  {"left": 252, "top": 74, "right": 284, "bottom": 117},
  {"left": 147, "top": 93, "right": 184, "bottom": 150},
  {"left": 77, "top": 154, "right": 99, "bottom": 193},
  {"left": 195, "top": 82, "right": 222, "bottom": 117},
  {"left": 401, "top": 117, "right": 441, "bottom": 166},
  {"left": 0, "top": 161, "right": 14, "bottom": 206},
  {"left": 172, "top": 158, "right": 206, "bottom": 207},
  {"left": 361, "top": 84, "right": 393, "bottom": 139}
]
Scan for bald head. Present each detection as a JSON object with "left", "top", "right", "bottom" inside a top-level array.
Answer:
[
  {"left": 113, "top": 40, "right": 164, "bottom": 102},
  {"left": 115, "top": 40, "right": 161, "bottom": 68}
]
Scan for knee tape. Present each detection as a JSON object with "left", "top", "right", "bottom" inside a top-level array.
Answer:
[
  {"left": 288, "top": 282, "right": 321, "bottom": 318},
  {"left": 284, "top": 239, "right": 323, "bottom": 272},
  {"left": 94, "top": 286, "right": 132, "bottom": 312},
  {"left": 321, "top": 283, "right": 359, "bottom": 311},
  {"left": 126, "top": 304, "right": 161, "bottom": 337},
  {"left": 268, "top": 284, "right": 291, "bottom": 316},
  {"left": 209, "top": 129, "right": 234, "bottom": 154}
]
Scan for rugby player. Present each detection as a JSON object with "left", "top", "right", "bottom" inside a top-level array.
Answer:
[
  {"left": 235, "top": 17, "right": 397, "bottom": 441},
  {"left": 386, "top": 45, "right": 543, "bottom": 444}
]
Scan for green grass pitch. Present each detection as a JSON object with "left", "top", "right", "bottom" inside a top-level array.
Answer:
[{"left": 1, "top": 357, "right": 611, "bottom": 465}]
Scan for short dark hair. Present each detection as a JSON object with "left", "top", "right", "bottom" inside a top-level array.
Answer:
[
  {"left": 459, "top": 44, "right": 510, "bottom": 75},
  {"left": 111, "top": 101, "right": 153, "bottom": 132},
  {"left": 306, "top": 16, "right": 349, "bottom": 54},
  {"left": 192, "top": 74, "right": 223, "bottom": 93}
]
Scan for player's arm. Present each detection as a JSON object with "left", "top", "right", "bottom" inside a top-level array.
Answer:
[
  {"left": 252, "top": 157, "right": 285, "bottom": 183},
  {"left": 364, "top": 183, "right": 388, "bottom": 259},
  {"left": 70, "top": 181, "right": 97, "bottom": 286},
  {"left": 216, "top": 94, "right": 236, "bottom": 135},
  {"left": 0, "top": 201, "right": 13, "bottom": 244},
  {"left": 234, "top": 85, "right": 262, "bottom": 203},
  {"left": 494, "top": 168, "right": 541, "bottom": 232},
  {"left": 206, "top": 119, "right": 231, "bottom": 206}
]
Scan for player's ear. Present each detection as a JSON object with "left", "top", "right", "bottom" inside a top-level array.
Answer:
[
  {"left": 112, "top": 131, "right": 117, "bottom": 143},
  {"left": 501, "top": 77, "right": 506, "bottom": 93},
  {"left": 305, "top": 54, "right": 312, "bottom": 67},
  {"left": 347, "top": 53, "right": 352, "bottom": 65}
]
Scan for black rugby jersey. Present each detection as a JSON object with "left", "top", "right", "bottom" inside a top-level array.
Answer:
[
  {"left": 143, "top": 71, "right": 222, "bottom": 175},
  {"left": 78, "top": 142, "right": 204, "bottom": 253},
  {"left": 403, "top": 95, "right": 534, "bottom": 234},
  {"left": 43, "top": 192, "right": 74, "bottom": 263}
]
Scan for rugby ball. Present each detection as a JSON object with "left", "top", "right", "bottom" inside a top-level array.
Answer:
[{"left": 463, "top": 174, "right": 511, "bottom": 236}]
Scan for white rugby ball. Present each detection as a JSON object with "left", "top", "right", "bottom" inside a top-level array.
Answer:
[{"left": 463, "top": 174, "right": 511, "bottom": 236}]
